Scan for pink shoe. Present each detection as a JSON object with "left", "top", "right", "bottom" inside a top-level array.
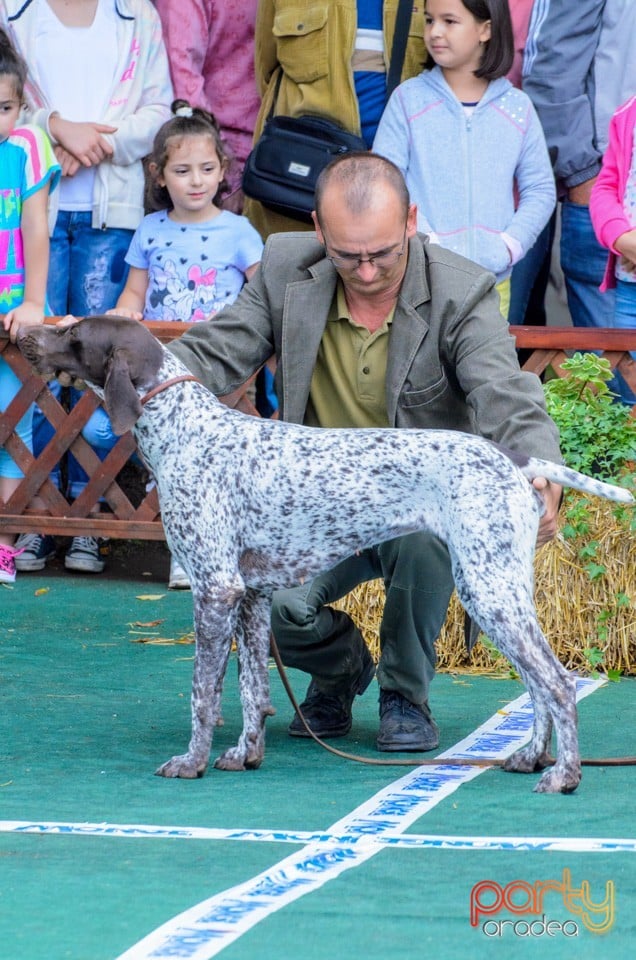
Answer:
[{"left": 0, "top": 543, "right": 24, "bottom": 584}]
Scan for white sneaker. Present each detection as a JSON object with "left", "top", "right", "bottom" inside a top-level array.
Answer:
[{"left": 168, "top": 556, "right": 191, "bottom": 590}]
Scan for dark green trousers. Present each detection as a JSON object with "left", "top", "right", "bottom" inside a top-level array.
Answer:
[{"left": 270, "top": 532, "right": 455, "bottom": 706}]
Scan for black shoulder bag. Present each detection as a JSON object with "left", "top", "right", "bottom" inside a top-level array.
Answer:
[{"left": 242, "top": 0, "right": 414, "bottom": 223}]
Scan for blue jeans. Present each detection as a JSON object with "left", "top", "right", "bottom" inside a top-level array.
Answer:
[
  {"left": 0, "top": 359, "right": 32, "bottom": 479},
  {"left": 611, "top": 279, "right": 636, "bottom": 404},
  {"left": 255, "top": 366, "right": 278, "bottom": 417},
  {"left": 47, "top": 211, "right": 131, "bottom": 315},
  {"left": 559, "top": 201, "right": 632, "bottom": 401},
  {"left": 39, "top": 380, "right": 124, "bottom": 497},
  {"left": 34, "top": 212, "right": 132, "bottom": 493},
  {"left": 509, "top": 214, "right": 555, "bottom": 326},
  {"left": 560, "top": 201, "right": 615, "bottom": 328}
]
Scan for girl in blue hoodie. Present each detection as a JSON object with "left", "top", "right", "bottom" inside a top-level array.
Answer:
[{"left": 373, "top": 0, "right": 555, "bottom": 318}]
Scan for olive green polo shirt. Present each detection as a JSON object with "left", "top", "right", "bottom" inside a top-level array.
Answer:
[{"left": 304, "top": 282, "right": 393, "bottom": 428}]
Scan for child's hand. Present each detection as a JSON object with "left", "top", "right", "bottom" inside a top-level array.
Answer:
[
  {"left": 533, "top": 477, "right": 562, "bottom": 547},
  {"left": 54, "top": 144, "right": 81, "bottom": 177},
  {"left": 3, "top": 302, "right": 44, "bottom": 341},
  {"left": 49, "top": 117, "right": 117, "bottom": 167},
  {"left": 105, "top": 307, "right": 144, "bottom": 320},
  {"left": 615, "top": 228, "right": 636, "bottom": 267},
  {"left": 56, "top": 315, "right": 82, "bottom": 328}
]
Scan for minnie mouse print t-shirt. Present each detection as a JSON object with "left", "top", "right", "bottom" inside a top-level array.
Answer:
[{"left": 125, "top": 209, "right": 263, "bottom": 321}]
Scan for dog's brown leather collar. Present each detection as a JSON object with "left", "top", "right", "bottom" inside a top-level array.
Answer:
[{"left": 140, "top": 374, "right": 200, "bottom": 406}]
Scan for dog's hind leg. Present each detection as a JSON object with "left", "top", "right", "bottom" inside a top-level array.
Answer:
[
  {"left": 215, "top": 588, "right": 276, "bottom": 771},
  {"left": 454, "top": 553, "right": 581, "bottom": 795},
  {"left": 156, "top": 579, "right": 242, "bottom": 779},
  {"left": 510, "top": 645, "right": 580, "bottom": 794},
  {"left": 490, "top": 618, "right": 581, "bottom": 794}
]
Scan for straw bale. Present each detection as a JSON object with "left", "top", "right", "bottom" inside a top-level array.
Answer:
[{"left": 333, "top": 495, "right": 636, "bottom": 675}]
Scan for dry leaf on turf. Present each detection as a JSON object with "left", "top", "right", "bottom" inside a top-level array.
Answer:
[{"left": 130, "top": 634, "right": 194, "bottom": 645}]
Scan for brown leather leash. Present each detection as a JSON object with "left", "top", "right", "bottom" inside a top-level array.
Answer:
[{"left": 270, "top": 635, "right": 636, "bottom": 769}]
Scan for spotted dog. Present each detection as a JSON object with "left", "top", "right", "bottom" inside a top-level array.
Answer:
[{"left": 18, "top": 317, "right": 634, "bottom": 793}]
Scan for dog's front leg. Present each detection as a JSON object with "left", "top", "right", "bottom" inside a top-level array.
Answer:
[
  {"left": 215, "top": 589, "right": 275, "bottom": 772},
  {"left": 156, "top": 589, "right": 239, "bottom": 779}
]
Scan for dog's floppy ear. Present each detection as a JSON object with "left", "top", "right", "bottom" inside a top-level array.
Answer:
[{"left": 103, "top": 347, "right": 143, "bottom": 435}]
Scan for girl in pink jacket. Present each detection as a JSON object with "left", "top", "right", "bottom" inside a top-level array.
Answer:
[{"left": 590, "top": 94, "right": 636, "bottom": 403}]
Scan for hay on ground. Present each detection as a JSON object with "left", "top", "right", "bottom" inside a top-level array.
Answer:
[{"left": 333, "top": 495, "right": 636, "bottom": 675}]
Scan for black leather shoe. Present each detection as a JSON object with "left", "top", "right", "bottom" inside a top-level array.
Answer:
[
  {"left": 288, "top": 648, "right": 375, "bottom": 738},
  {"left": 376, "top": 689, "right": 439, "bottom": 752}
]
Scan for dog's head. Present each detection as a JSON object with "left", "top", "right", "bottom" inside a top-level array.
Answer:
[{"left": 17, "top": 315, "right": 164, "bottom": 434}]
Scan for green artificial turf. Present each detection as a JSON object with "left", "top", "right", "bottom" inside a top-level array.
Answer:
[{"left": 1, "top": 558, "right": 635, "bottom": 959}]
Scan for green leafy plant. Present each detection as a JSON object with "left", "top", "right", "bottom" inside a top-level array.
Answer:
[
  {"left": 561, "top": 498, "right": 592, "bottom": 540},
  {"left": 541, "top": 353, "right": 636, "bottom": 680},
  {"left": 543, "top": 352, "right": 636, "bottom": 481},
  {"left": 479, "top": 636, "right": 519, "bottom": 679},
  {"left": 583, "top": 645, "right": 605, "bottom": 674}
]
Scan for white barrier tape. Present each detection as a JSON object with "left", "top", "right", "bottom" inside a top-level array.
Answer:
[
  {"left": 379, "top": 834, "right": 636, "bottom": 852},
  {"left": 2, "top": 821, "right": 634, "bottom": 854}
]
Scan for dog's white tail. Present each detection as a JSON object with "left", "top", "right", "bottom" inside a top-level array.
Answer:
[{"left": 522, "top": 458, "right": 634, "bottom": 504}]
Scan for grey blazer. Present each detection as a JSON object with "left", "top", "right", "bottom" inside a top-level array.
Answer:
[{"left": 169, "top": 231, "right": 561, "bottom": 462}]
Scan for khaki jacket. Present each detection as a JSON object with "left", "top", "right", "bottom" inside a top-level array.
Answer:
[
  {"left": 169, "top": 232, "right": 562, "bottom": 462},
  {"left": 245, "top": 0, "right": 427, "bottom": 237},
  {"left": 254, "top": 0, "right": 425, "bottom": 134}
]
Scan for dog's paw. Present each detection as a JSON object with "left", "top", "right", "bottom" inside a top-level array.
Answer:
[
  {"left": 502, "top": 746, "right": 551, "bottom": 774},
  {"left": 533, "top": 764, "right": 581, "bottom": 795},
  {"left": 214, "top": 745, "right": 263, "bottom": 771},
  {"left": 155, "top": 753, "right": 207, "bottom": 779}
]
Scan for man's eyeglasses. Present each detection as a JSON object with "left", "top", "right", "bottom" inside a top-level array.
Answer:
[{"left": 325, "top": 232, "right": 408, "bottom": 271}]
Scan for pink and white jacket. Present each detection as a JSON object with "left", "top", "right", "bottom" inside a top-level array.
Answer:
[
  {"left": 1, "top": 0, "right": 173, "bottom": 232},
  {"left": 590, "top": 94, "right": 636, "bottom": 292}
]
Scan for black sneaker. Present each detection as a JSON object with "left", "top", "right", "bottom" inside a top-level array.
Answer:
[
  {"left": 14, "top": 533, "right": 57, "bottom": 571},
  {"left": 288, "top": 647, "right": 376, "bottom": 739},
  {"left": 64, "top": 536, "right": 109, "bottom": 574},
  {"left": 376, "top": 689, "right": 439, "bottom": 752}
]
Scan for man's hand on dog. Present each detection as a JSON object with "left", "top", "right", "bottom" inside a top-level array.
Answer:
[{"left": 533, "top": 477, "right": 562, "bottom": 547}]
